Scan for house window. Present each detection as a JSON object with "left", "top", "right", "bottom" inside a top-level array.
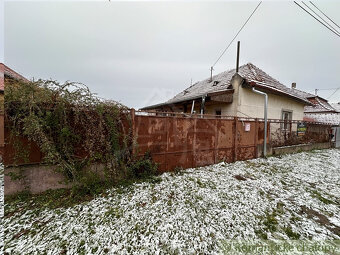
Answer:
[
  {"left": 281, "top": 110, "right": 292, "bottom": 130},
  {"left": 215, "top": 109, "right": 221, "bottom": 118}
]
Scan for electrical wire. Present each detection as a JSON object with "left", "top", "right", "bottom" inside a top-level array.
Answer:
[
  {"left": 211, "top": 1, "right": 262, "bottom": 68},
  {"left": 301, "top": 1, "right": 340, "bottom": 35},
  {"left": 327, "top": 88, "right": 340, "bottom": 100},
  {"left": 294, "top": 1, "right": 340, "bottom": 38},
  {"left": 310, "top": 1, "right": 340, "bottom": 30}
]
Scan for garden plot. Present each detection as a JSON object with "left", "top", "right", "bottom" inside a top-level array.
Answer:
[{"left": 3, "top": 149, "right": 340, "bottom": 254}]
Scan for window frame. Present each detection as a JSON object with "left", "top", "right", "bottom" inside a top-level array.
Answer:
[
  {"left": 281, "top": 110, "right": 293, "bottom": 131},
  {"left": 215, "top": 109, "right": 222, "bottom": 118}
]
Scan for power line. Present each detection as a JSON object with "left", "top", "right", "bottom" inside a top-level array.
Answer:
[
  {"left": 316, "top": 87, "right": 340, "bottom": 91},
  {"left": 327, "top": 88, "right": 340, "bottom": 100},
  {"left": 301, "top": 1, "right": 340, "bottom": 35},
  {"left": 294, "top": 1, "right": 340, "bottom": 38},
  {"left": 211, "top": 1, "right": 262, "bottom": 68},
  {"left": 310, "top": 1, "right": 340, "bottom": 30}
]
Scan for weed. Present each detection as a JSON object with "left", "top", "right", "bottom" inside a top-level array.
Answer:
[
  {"left": 255, "top": 229, "right": 268, "bottom": 240},
  {"left": 104, "top": 207, "right": 123, "bottom": 219},
  {"left": 283, "top": 227, "right": 300, "bottom": 239},
  {"left": 280, "top": 180, "right": 287, "bottom": 185},
  {"left": 263, "top": 213, "right": 278, "bottom": 232},
  {"left": 310, "top": 190, "right": 336, "bottom": 205},
  {"left": 127, "top": 152, "right": 157, "bottom": 178}
]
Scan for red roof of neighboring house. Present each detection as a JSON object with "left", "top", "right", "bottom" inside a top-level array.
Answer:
[
  {"left": 0, "top": 64, "right": 4, "bottom": 91},
  {"left": 0, "top": 63, "right": 29, "bottom": 92}
]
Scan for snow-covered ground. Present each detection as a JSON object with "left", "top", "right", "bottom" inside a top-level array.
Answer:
[
  {"left": 3, "top": 149, "right": 340, "bottom": 254},
  {"left": 0, "top": 164, "right": 3, "bottom": 254}
]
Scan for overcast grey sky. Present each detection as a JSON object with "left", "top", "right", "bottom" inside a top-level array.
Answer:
[{"left": 3, "top": 1, "right": 340, "bottom": 108}]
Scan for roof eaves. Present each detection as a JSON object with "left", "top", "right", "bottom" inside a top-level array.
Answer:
[
  {"left": 315, "top": 97, "right": 337, "bottom": 112},
  {"left": 140, "top": 88, "right": 234, "bottom": 110},
  {"left": 140, "top": 94, "right": 204, "bottom": 110},
  {"left": 250, "top": 80, "right": 312, "bottom": 105}
]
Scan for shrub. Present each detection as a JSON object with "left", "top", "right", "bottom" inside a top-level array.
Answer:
[
  {"left": 5, "top": 79, "right": 153, "bottom": 193},
  {"left": 127, "top": 152, "right": 158, "bottom": 178}
]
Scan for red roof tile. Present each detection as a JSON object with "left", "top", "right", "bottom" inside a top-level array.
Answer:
[{"left": 0, "top": 63, "right": 29, "bottom": 91}]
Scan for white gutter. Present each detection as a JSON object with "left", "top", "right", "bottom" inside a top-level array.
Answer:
[
  {"left": 191, "top": 100, "right": 195, "bottom": 114},
  {"left": 200, "top": 95, "right": 207, "bottom": 116},
  {"left": 252, "top": 87, "right": 268, "bottom": 157}
]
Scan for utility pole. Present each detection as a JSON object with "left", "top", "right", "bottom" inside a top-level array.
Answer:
[{"left": 236, "top": 41, "right": 240, "bottom": 73}]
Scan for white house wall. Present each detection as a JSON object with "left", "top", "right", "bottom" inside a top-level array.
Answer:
[{"left": 237, "top": 87, "right": 305, "bottom": 120}]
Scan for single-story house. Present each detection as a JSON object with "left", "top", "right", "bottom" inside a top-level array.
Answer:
[
  {"left": 331, "top": 102, "right": 340, "bottom": 112},
  {"left": 293, "top": 88, "right": 340, "bottom": 125},
  {"left": 141, "top": 63, "right": 312, "bottom": 123}
]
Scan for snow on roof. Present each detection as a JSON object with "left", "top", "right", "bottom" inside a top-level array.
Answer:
[
  {"left": 291, "top": 88, "right": 316, "bottom": 99},
  {"left": 304, "top": 113, "right": 340, "bottom": 125},
  {"left": 304, "top": 97, "right": 338, "bottom": 113},
  {"left": 330, "top": 102, "right": 340, "bottom": 112},
  {"left": 142, "top": 63, "right": 311, "bottom": 109}
]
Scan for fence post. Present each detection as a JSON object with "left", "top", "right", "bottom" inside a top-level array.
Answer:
[
  {"left": 193, "top": 116, "right": 197, "bottom": 168},
  {"left": 165, "top": 116, "right": 169, "bottom": 171},
  {"left": 233, "top": 117, "right": 238, "bottom": 162},
  {"left": 214, "top": 118, "right": 218, "bottom": 164},
  {"left": 130, "top": 108, "right": 136, "bottom": 156},
  {"left": 0, "top": 113, "right": 4, "bottom": 158},
  {"left": 254, "top": 118, "right": 258, "bottom": 158}
]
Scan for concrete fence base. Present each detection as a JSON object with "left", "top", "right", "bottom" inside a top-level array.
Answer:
[
  {"left": 5, "top": 165, "right": 69, "bottom": 196},
  {"left": 272, "top": 142, "right": 331, "bottom": 156},
  {"left": 4, "top": 163, "right": 110, "bottom": 196},
  {"left": 4, "top": 142, "right": 331, "bottom": 196}
]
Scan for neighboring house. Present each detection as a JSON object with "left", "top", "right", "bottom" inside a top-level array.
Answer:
[
  {"left": 331, "top": 102, "right": 340, "bottom": 112},
  {"left": 141, "top": 63, "right": 311, "bottom": 123},
  {"left": 0, "top": 63, "right": 29, "bottom": 85},
  {"left": 281, "top": 88, "right": 340, "bottom": 147},
  {"left": 0, "top": 64, "right": 4, "bottom": 102},
  {"left": 0, "top": 63, "right": 29, "bottom": 156},
  {"left": 293, "top": 88, "right": 340, "bottom": 125},
  {"left": 0, "top": 63, "right": 29, "bottom": 101}
]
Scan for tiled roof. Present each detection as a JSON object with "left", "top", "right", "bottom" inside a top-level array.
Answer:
[
  {"left": 291, "top": 88, "right": 316, "bottom": 99},
  {"left": 142, "top": 63, "right": 311, "bottom": 109},
  {"left": 330, "top": 103, "right": 340, "bottom": 112},
  {"left": 289, "top": 88, "right": 338, "bottom": 114},
  {"left": 0, "top": 64, "right": 4, "bottom": 91},
  {"left": 0, "top": 63, "right": 29, "bottom": 91},
  {"left": 237, "top": 63, "right": 310, "bottom": 104},
  {"left": 304, "top": 113, "right": 340, "bottom": 125},
  {"left": 304, "top": 97, "right": 338, "bottom": 113}
]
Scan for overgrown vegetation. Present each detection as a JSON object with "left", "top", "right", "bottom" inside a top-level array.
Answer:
[
  {"left": 5, "top": 79, "right": 157, "bottom": 197},
  {"left": 270, "top": 124, "right": 331, "bottom": 148}
]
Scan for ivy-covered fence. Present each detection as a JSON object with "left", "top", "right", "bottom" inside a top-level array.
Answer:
[
  {"left": 3, "top": 79, "right": 332, "bottom": 196},
  {"left": 4, "top": 79, "right": 157, "bottom": 195}
]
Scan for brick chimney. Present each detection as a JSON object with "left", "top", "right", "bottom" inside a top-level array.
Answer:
[{"left": 291, "top": 82, "right": 296, "bottom": 89}]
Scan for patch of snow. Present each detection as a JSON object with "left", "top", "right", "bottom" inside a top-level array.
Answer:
[
  {"left": 0, "top": 163, "right": 4, "bottom": 254},
  {"left": 3, "top": 150, "right": 340, "bottom": 254}
]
